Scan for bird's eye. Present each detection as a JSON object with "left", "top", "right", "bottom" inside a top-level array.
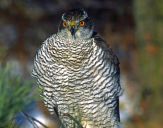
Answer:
[
  {"left": 79, "top": 21, "right": 85, "bottom": 27},
  {"left": 63, "top": 21, "right": 67, "bottom": 27}
]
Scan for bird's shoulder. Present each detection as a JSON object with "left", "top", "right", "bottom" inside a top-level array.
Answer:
[
  {"left": 43, "top": 34, "right": 58, "bottom": 45},
  {"left": 92, "top": 32, "right": 119, "bottom": 65}
]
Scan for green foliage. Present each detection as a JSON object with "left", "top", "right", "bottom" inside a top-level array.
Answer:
[{"left": 0, "top": 65, "right": 34, "bottom": 127}]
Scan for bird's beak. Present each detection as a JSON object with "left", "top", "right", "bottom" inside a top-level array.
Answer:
[
  {"left": 70, "top": 27, "right": 75, "bottom": 37},
  {"left": 69, "top": 21, "right": 76, "bottom": 38}
]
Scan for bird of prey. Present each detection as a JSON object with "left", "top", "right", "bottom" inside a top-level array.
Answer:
[{"left": 32, "top": 9, "right": 122, "bottom": 128}]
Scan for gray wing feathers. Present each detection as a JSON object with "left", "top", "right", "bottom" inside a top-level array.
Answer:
[
  {"left": 94, "top": 35, "right": 122, "bottom": 98},
  {"left": 94, "top": 35, "right": 122, "bottom": 125}
]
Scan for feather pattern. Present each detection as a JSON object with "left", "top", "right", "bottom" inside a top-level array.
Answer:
[{"left": 32, "top": 32, "right": 122, "bottom": 128}]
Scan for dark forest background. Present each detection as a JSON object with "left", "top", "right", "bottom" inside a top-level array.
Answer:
[{"left": 0, "top": 0, "right": 162, "bottom": 128}]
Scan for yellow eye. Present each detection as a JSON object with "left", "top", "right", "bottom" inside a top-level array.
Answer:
[
  {"left": 79, "top": 21, "right": 85, "bottom": 27},
  {"left": 63, "top": 21, "right": 67, "bottom": 27}
]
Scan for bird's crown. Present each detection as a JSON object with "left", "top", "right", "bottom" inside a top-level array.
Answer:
[{"left": 62, "top": 8, "right": 88, "bottom": 22}]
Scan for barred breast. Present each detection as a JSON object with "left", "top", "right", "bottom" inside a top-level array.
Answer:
[{"left": 32, "top": 32, "right": 122, "bottom": 128}]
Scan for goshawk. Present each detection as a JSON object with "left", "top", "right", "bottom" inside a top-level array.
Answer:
[{"left": 32, "top": 9, "right": 122, "bottom": 128}]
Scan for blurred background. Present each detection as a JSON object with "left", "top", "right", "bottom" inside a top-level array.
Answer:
[{"left": 0, "top": 0, "right": 162, "bottom": 128}]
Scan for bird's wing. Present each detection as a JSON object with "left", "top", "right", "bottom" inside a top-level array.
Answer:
[
  {"left": 93, "top": 34, "right": 122, "bottom": 96},
  {"left": 32, "top": 35, "right": 59, "bottom": 115},
  {"left": 93, "top": 34, "right": 122, "bottom": 122}
]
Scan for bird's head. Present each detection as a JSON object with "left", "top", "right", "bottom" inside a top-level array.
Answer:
[{"left": 58, "top": 9, "right": 94, "bottom": 40}]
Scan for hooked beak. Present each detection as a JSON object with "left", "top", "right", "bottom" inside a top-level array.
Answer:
[
  {"left": 70, "top": 27, "right": 76, "bottom": 37},
  {"left": 69, "top": 21, "right": 76, "bottom": 38}
]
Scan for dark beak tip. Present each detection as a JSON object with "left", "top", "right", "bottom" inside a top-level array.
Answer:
[{"left": 70, "top": 28, "right": 75, "bottom": 36}]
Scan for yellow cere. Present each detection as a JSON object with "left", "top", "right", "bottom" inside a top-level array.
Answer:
[{"left": 69, "top": 21, "right": 76, "bottom": 26}]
